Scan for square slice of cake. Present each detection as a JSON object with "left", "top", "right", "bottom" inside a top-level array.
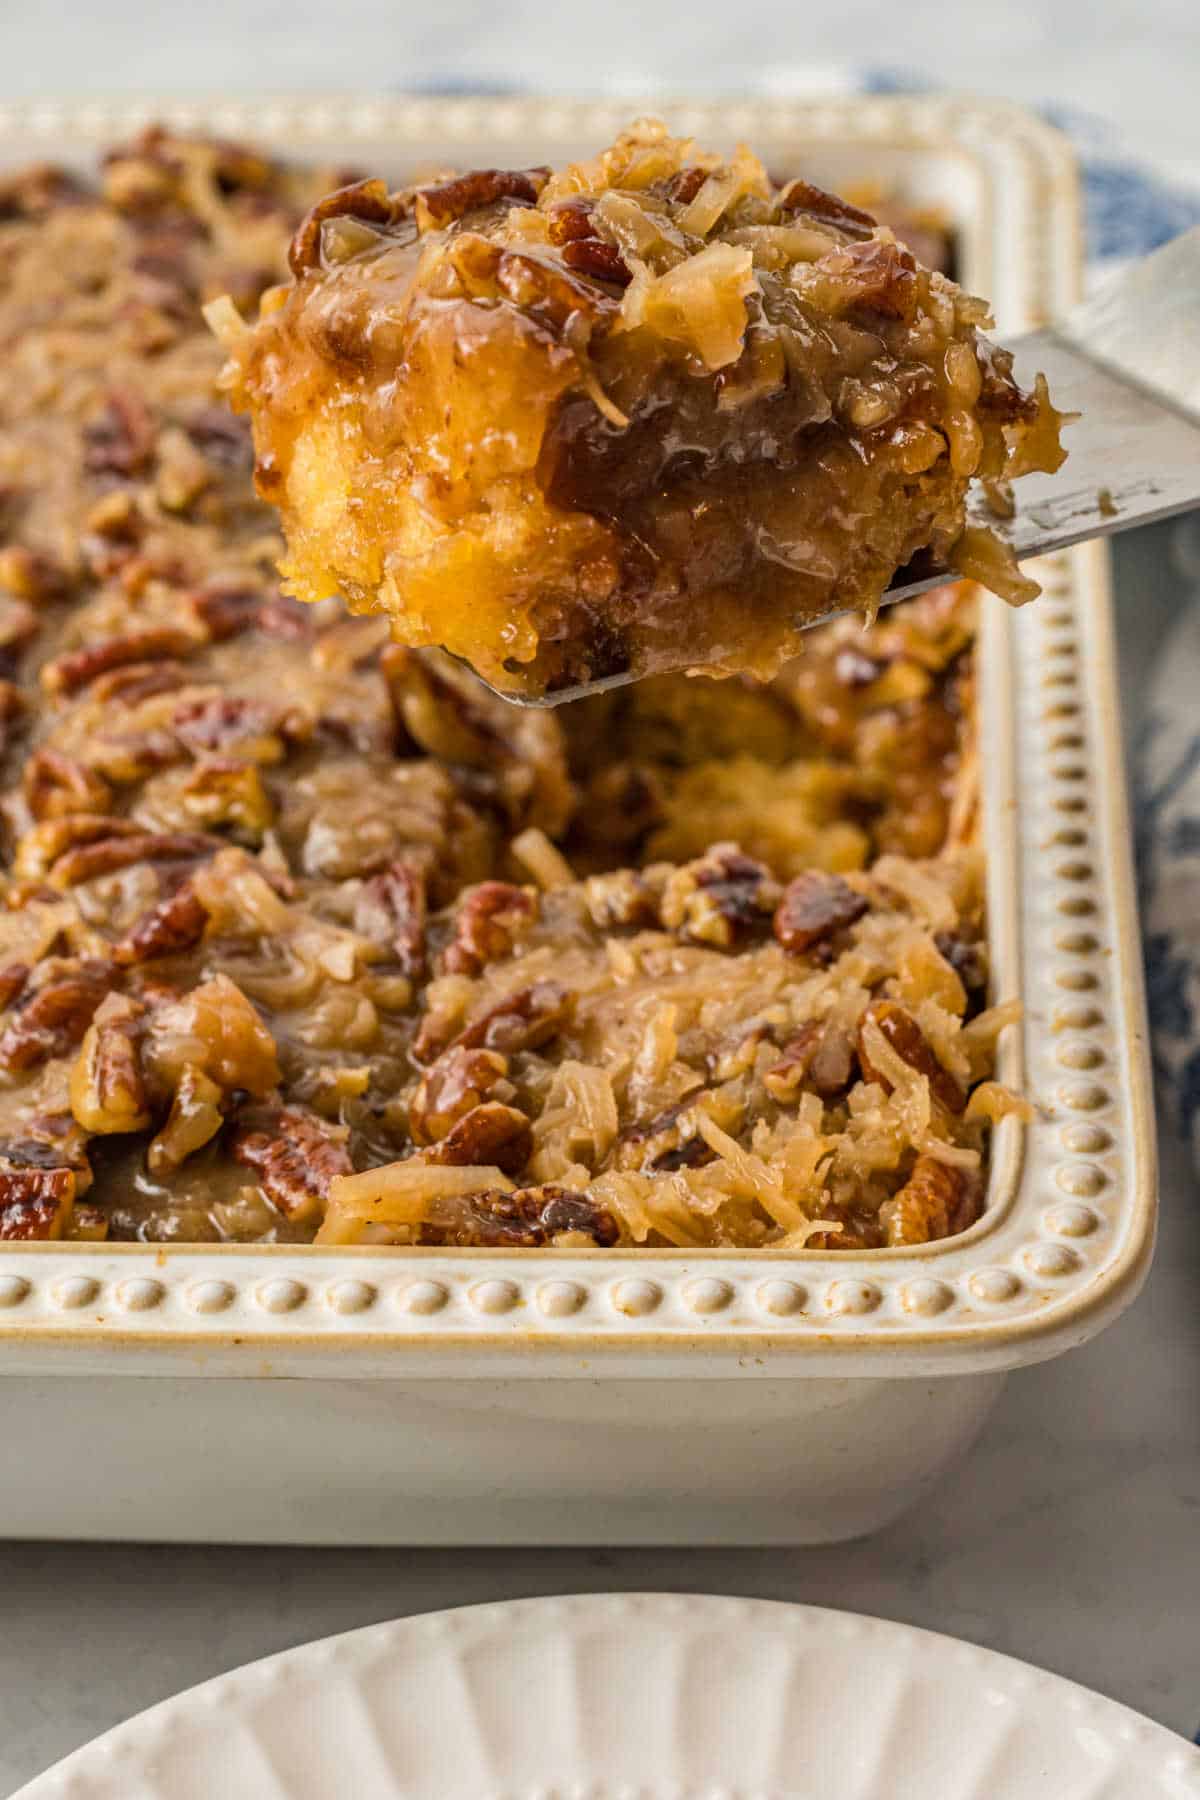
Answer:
[{"left": 216, "top": 118, "right": 1066, "bottom": 698}]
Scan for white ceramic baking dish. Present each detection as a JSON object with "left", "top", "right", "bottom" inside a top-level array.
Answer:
[{"left": 0, "top": 94, "right": 1155, "bottom": 1546}]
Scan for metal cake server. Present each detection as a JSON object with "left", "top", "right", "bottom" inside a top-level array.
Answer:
[{"left": 492, "top": 225, "right": 1200, "bottom": 708}]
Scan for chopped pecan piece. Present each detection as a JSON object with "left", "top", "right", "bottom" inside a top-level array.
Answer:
[
  {"left": 409, "top": 1046, "right": 509, "bottom": 1143},
  {"left": 23, "top": 749, "right": 113, "bottom": 821},
  {"left": 666, "top": 165, "right": 710, "bottom": 205},
  {"left": 446, "top": 980, "right": 574, "bottom": 1059},
  {"left": 231, "top": 1105, "right": 354, "bottom": 1222},
  {"left": 178, "top": 758, "right": 274, "bottom": 841},
  {"left": 774, "top": 870, "right": 869, "bottom": 955},
  {"left": 614, "top": 1087, "right": 713, "bottom": 1173},
  {"left": 70, "top": 993, "right": 152, "bottom": 1134},
  {"left": 418, "top": 1182, "right": 618, "bottom": 1248},
  {"left": 763, "top": 1019, "right": 857, "bottom": 1102},
  {"left": 561, "top": 237, "right": 631, "bottom": 286},
  {"left": 880, "top": 1155, "right": 981, "bottom": 1245},
  {"left": 423, "top": 1102, "right": 533, "bottom": 1177},
  {"left": 810, "top": 237, "right": 918, "bottom": 320},
  {"left": 68, "top": 1202, "right": 110, "bottom": 1242},
  {"left": 440, "top": 881, "right": 538, "bottom": 977},
  {"left": 415, "top": 167, "right": 546, "bottom": 231},
  {"left": 545, "top": 197, "right": 596, "bottom": 243},
  {"left": 82, "top": 387, "right": 157, "bottom": 477},
  {"left": 857, "top": 999, "right": 967, "bottom": 1114},
  {"left": 115, "top": 882, "right": 209, "bottom": 965},
  {"left": 42, "top": 627, "right": 199, "bottom": 697},
  {"left": 288, "top": 178, "right": 398, "bottom": 276},
  {"left": 660, "top": 844, "right": 779, "bottom": 949},
  {"left": 777, "top": 177, "right": 876, "bottom": 238},
  {"left": 0, "top": 1164, "right": 76, "bottom": 1240},
  {"left": 0, "top": 957, "right": 114, "bottom": 1073},
  {"left": 583, "top": 868, "right": 659, "bottom": 930},
  {"left": 354, "top": 859, "right": 427, "bottom": 978}
]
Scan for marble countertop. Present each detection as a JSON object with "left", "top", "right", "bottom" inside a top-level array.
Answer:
[{"left": 2, "top": 7, "right": 1199, "bottom": 1789}]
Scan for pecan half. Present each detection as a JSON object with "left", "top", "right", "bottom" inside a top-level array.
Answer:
[
  {"left": 69, "top": 993, "right": 151, "bottom": 1134},
  {"left": 355, "top": 859, "right": 427, "bottom": 978},
  {"left": 661, "top": 844, "right": 779, "bottom": 949},
  {"left": 773, "top": 870, "right": 869, "bottom": 955},
  {"left": 288, "top": 178, "right": 398, "bottom": 277},
  {"left": 42, "top": 627, "right": 198, "bottom": 697},
  {"left": 50, "top": 829, "right": 215, "bottom": 889},
  {"left": 415, "top": 167, "right": 547, "bottom": 231},
  {"left": 879, "top": 1154, "right": 981, "bottom": 1245},
  {"left": 0, "top": 1164, "right": 76, "bottom": 1240},
  {"left": 777, "top": 177, "right": 877, "bottom": 238},
  {"left": 763, "top": 1019, "right": 857, "bottom": 1102},
  {"left": 231, "top": 1105, "right": 354, "bottom": 1222},
  {"left": 857, "top": 999, "right": 966, "bottom": 1114},
  {"left": 423, "top": 1102, "right": 533, "bottom": 1177},
  {"left": 13, "top": 814, "right": 142, "bottom": 884},
  {"left": 409, "top": 1046, "right": 509, "bottom": 1144},
  {"left": 440, "top": 881, "right": 538, "bottom": 977},
  {"left": 115, "top": 882, "right": 209, "bottom": 965},
  {"left": 452, "top": 980, "right": 574, "bottom": 1056},
  {"left": 0, "top": 957, "right": 113, "bottom": 1073},
  {"left": 417, "top": 1182, "right": 619, "bottom": 1248},
  {"left": 494, "top": 247, "right": 615, "bottom": 331}
]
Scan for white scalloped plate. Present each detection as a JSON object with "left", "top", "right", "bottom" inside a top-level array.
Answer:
[{"left": 13, "top": 1595, "right": 1200, "bottom": 1799}]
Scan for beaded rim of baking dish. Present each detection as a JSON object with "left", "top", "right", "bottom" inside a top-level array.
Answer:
[{"left": 0, "top": 95, "right": 1156, "bottom": 1368}]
